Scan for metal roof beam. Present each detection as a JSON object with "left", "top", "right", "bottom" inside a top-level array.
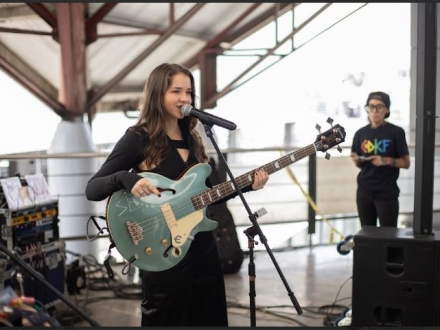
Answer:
[
  {"left": 225, "top": 3, "right": 299, "bottom": 46},
  {"left": 106, "top": 84, "right": 145, "bottom": 94},
  {"left": 169, "top": 3, "right": 175, "bottom": 25},
  {"left": 204, "top": 3, "right": 263, "bottom": 50},
  {"left": 87, "top": 3, "right": 207, "bottom": 109},
  {"left": 86, "top": 3, "right": 118, "bottom": 45},
  {"left": 96, "top": 30, "right": 164, "bottom": 39},
  {"left": 0, "top": 26, "right": 53, "bottom": 36},
  {"left": 56, "top": 3, "right": 88, "bottom": 118},
  {"left": 26, "top": 3, "right": 57, "bottom": 30},
  {"left": 203, "top": 3, "right": 333, "bottom": 109},
  {"left": 0, "top": 4, "right": 56, "bottom": 20},
  {"left": 190, "top": 3, "right": 263, "bottom": 109},
  {"left": 0, "top": 41, "right": 67, "bottom": 118},
  {"left": 100, "top": 17, "right": 210, "bottom": 42},
  {"left": 0, "top": 4, "right": 37, "bottom": 19},
  {"left": 183, "top": 3, "right": 297, "bottom": 70},
  {"left": 96, "top": 99, "right": 139, "bottom": 113}
]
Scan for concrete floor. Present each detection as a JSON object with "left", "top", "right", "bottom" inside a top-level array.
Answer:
[{"left": 54, "top": 244, "right": 353, "bottom": 327}]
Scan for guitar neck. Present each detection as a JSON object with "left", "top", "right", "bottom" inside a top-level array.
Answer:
[{"left": 192, "top": 142, "right": 319, "bottom": 210}]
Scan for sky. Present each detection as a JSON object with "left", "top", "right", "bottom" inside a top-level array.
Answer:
[{"left": 0, "top": 3, "right": 411, "bottom": 155}]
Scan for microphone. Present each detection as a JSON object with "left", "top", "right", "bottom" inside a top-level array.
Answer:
[{"left": 181, "top": 104, "right": 237, "bottom": 131}]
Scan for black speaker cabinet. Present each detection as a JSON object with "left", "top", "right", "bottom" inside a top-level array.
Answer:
[{"left": 352, "top": 226, "right": 440, "bottom": 327}]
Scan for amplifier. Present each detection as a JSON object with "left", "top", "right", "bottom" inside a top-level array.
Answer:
[{"left": 0, "top": 202, "right": 60, "bottom": 250}]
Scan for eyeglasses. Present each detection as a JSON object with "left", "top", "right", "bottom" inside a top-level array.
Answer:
[{"left": 365, "top": 104, "right": 386, "bottom": 112}]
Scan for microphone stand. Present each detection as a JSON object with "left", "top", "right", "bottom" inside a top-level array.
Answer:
[
  {"left": 202, "top": 123, "right": 303, "bottom": 327},
  {"left": 0, "top": 242, "right": 100, "bottom": 327}
]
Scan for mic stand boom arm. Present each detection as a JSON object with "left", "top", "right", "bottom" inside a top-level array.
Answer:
[{"left": 202, "top": 123, "right": 303, "bottom": 327}]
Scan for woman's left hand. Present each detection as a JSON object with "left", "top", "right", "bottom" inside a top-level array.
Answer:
[{"left": 252, "top": 168, "right": 269, "bottom": 190}]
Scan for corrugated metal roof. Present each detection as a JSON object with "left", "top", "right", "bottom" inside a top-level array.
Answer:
[{"left": 0, "top": 3, "right": 310, "bottom": 114}]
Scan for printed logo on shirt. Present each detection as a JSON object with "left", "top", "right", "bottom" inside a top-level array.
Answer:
[{"left": 361, "top": 138, "right": 391, "bottom": 155}]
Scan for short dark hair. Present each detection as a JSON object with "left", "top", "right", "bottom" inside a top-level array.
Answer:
[{"left": 366, "top": 91, "right": 391, "bottom": 118}]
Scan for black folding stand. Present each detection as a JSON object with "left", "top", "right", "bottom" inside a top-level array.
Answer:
[
  {"left": 202, "top": 123, "right": 303, "bottom": 327},
  {"left": 0, "top": 242, "right": 100, "bottom": 327}
]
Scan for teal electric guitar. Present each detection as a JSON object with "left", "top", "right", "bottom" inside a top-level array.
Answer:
[{"left": 106, "top": 124, "right": 346, "bottom": 272}]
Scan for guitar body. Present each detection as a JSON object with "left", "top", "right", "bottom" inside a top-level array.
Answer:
[{"left": 106, "top": 163, "right": 218, "bottom": 272}]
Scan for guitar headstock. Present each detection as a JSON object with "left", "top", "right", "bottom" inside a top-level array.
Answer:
[{"left": 314, "top": 120, "right": 346, "bottom": 158}]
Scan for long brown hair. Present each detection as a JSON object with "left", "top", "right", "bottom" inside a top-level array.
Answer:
[{"left": 133, "top": 63, "right": 208, "bottom": 168}]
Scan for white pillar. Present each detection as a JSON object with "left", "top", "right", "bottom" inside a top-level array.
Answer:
[{"left": 47, "top": 118, "right": 109, "bottom": 262}]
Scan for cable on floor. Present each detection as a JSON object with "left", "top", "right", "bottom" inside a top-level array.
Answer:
[
  {"left": 224, "top": 275, "right": 353, "bottom": 327},
  {"left": 321, "top": 276, "right": 352, "bottom": 326},
  {"left": 226, "top": 300, "right": 325, "bottom": 327},
  {"left": 51, "top": 251, "right": 138, "bottom": 326}
]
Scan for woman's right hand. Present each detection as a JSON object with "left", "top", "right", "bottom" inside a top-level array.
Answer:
[{"left": 131, "top": 178, "right": 161, "bottom": 198}]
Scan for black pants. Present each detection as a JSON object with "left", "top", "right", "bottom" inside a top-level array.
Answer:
[
  {"left": 356, "top": 188, "right": 399, "bottom": 227},
  {"left": 140, "top": 232, "right": 228, "bottom": 326}
]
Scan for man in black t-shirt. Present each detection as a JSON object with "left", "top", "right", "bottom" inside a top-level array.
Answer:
[{"left": 351, "top": 91, "right": 410, "bottom": 227}]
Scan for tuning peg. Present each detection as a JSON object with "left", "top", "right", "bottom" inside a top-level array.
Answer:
[
  {"left": 315, "top": 124, "right": 321, "bottom": 134},
  {"left": 325, "top": 152, "right": 331, "bottom": 160},
  {"left": 327, "top": 117, "right": 334, "bottom": 126},
  {"left": 337, "top": 146, "right": 342, "bottom": 153}
]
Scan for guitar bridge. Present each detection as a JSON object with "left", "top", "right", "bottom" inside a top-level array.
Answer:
[{"left": 126, "top": 221, "right": 143, "bottom": 245}]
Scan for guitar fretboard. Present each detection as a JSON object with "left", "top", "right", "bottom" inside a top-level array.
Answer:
[{"left": 191, "top": 141, "right": 322, "bottom": 210}]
